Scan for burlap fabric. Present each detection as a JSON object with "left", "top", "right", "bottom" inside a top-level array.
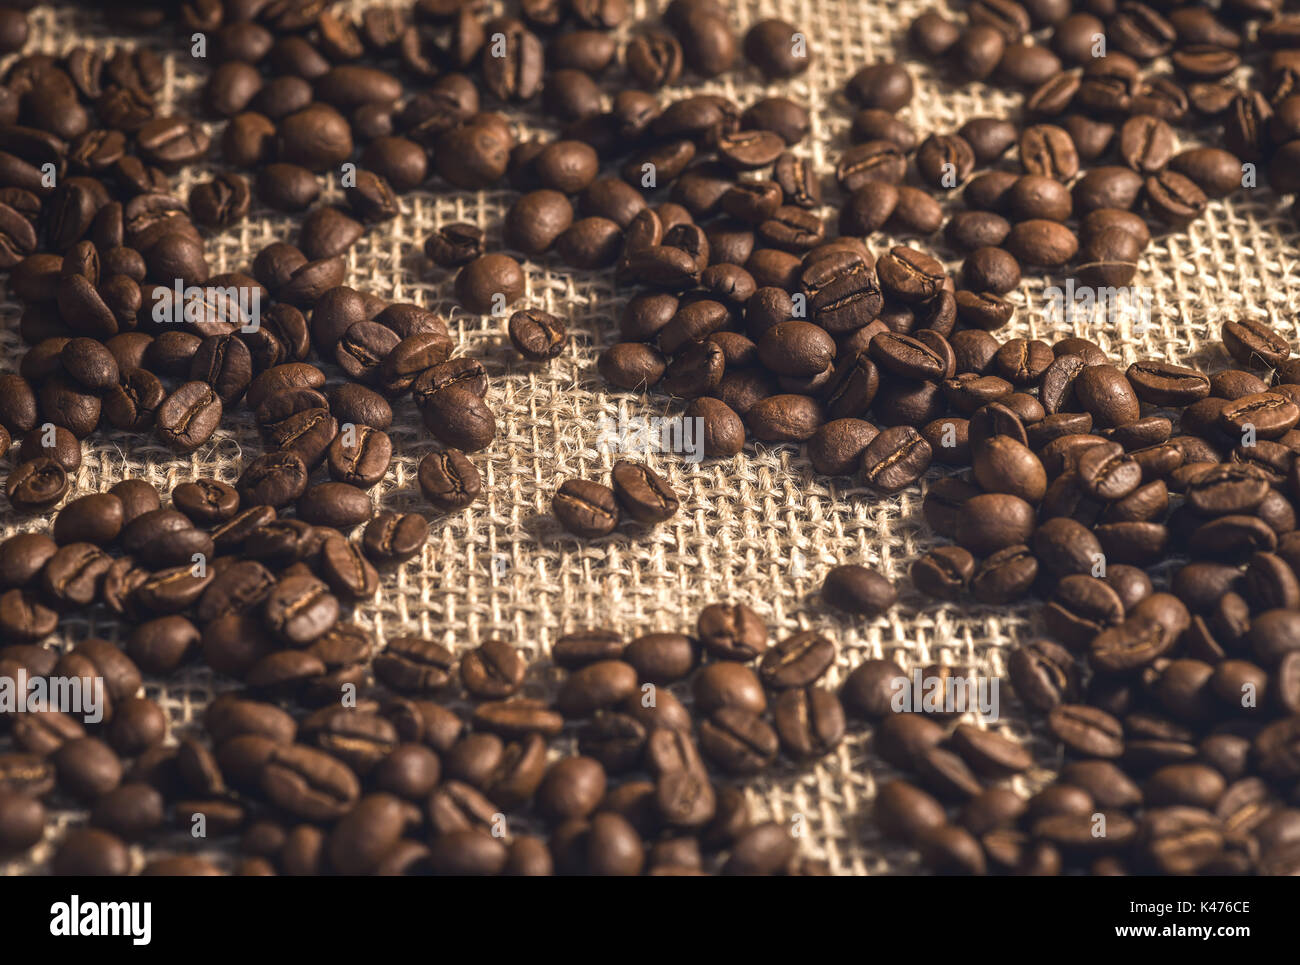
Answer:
[{"left": 2, "top": 0, "right": 1296, "bottom": 875}]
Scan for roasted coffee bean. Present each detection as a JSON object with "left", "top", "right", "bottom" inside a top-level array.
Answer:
[
  {"left": 757, "top": 321, "right": 834, "bottom": 379},
  {"left": 627, "top": 31, "right": 684, "bottom": 89},
  {"left": 29, "top": 355, "right": 91, "bottom": 427},
  {"left": 155, "top": 382, "right": 221, "bottom": 452},
  {"left": 373, "top": 636, "right": 455, "bottom": 695},
  {"left": 255, "top": 162, "right": 321, "bottom": 212},
  {"left": 1145, "top": 169, "right": 1207, "bottom": 226},
  {"left": 699, "top": 708, "right": 779, "bottom": 775},
  {"left": 455, "top": 253, "right": 525, "bottom": 316},
  {"left": 800, "top": 250, "right": 882, "bottom": 334},
  {"left": 1003, "top": 219, "right": 1078, "bottom": 269},
  {"left": 49, "top": 827, "right": 130, "bottom": 876},
  {"left": 721, "top": 180, "right": 783, "bottom": 224},
  {"left": 806, "top": 418, "right": 878, "bottom": 476},
  {"left": 1073, "top": 166, "right": 1144, "bottom": 214},
  {"left": 599, "top": 342, "right": 666, "bottom": 391},
  {"left": 836, "top": 140, "right": 907, "bottom": 192},
  {"left": 557, "top": 659, "right": 639, "bottom": 718},
  {"left": 0, "top": 749, "right": 55, "bottom": 798},
  {"left": 362, "top": 513, "right": 429, "bottom": 566},
  {"left": 870, "top": 332, "right": 949, "bottom": 380},
  {"left": 1008, "top": 639, "right": 1080, "bottom": 713},
  {"left": 0, "top": 534, "right": 58, "bottom": 592},
  {"left": 1074, "top": 364, "right": 1141, "bottom": 428},
  {"left": 238, "top": 451, "right": 309, "bottom": 509},
  {"left": 743, "top": 18, "right": 810, "bottom": 78},
  {"left": 962, "top": 246, "right": 1023, "bottom": 294},
  {"left": 759, "top": 631, "right": 834, "bottom": 689},
  {"left": 1168, "top": 147, "right": 1244, "bottom": 200},
  {"left": 1115, "top": 113, "right": 1173, "bottom": 175},
  {"left": 579, "top": 712, "right": 648, "bottom": 774},
  {"left": 535, "top": 755, "right": 607, "bottom": 822},
  {"left": 480, "top": 22, "right": 543, "bottom": 102},
  {"left": 822, "top": 564, "right": 896, "bottom": 616},
  {"left": 52, "top": 493, "right": 124, "bottom": 547},
  {"left": 345, "top": 170, "right": 399, "bottom": 224},
  {"left": 745, "top": 394, "right": 824, "bottom": 442},
  {"left": 170, "top": 479, "right": 238, "bottom": 526},
  {"left": 552, "top": 631, "right": 625, "bottom": 671},
  {"left": 317, "top": 536, "right": 379, "bottom": 602},
  {"left": 420, "top": 386, "right": 496, "bottom": 452},
  {"left": 954, "top": 290, "right": 1014, "bottom": 330},
  {"left": 553, "top": 479, "right": 619, "bottom": 538},
  {"left": 299, "top": 708, "right": 397, "bottom": 776},
  {"left": 461, "top": 640, "right": 525, "bottom": 700},
  {"left": 875, "top": 778, "right": 948, "bottom": 844},
  {"left": 953, "top": 119, "right": 1013, "bottom": 168},
  {"left": 335, "top": 321, "right": 400, "bottom": 384},
  {"left": 413, "top": 358, "right": 489, "bottom": 405},
  {"left": 260, "top": 744, "right": 359, "bottom": 822},
  {"left": 846, "top": 62, "right": 914, "bottom": 111},
  {"left": 767, "top": 687, "right": 843, "bottom": 760},
  {"left": 877, "top": 246, "right": 946, "bottom": 302},
  {"left": 1222, "top": 318, "right": 1290, "bottom": 369},
  {"left": 189, "top": 172, "right": 250, "bottom": 229},
  {"left": 327, "top": 426, "right": 392, "bottom": 489},
  {"left": 689, "top": 603, "right": 764, "bottom": 663},
  {"left": 425, "top": 222, "right": 484, "bottom": 268},
  {"left": 417, "top": 449, "right": 481, "bottom": 513},
  {"left": 1019, "top": 123, "right": 1079, "bottom": 181},
  {"left": 263, "top": 574, "right": 338, "bottom": 646},
  {"left": 835, "top": 659, "right": 903, "bottom": 723},
  {"left": 969, "top": 545, "right": 1038, "bottom": 603},
  {"left": 773, "top": 152, "right": 820, "bottom": 208},
  {"left": 954, "top": 493, "right": 1036, "bottom": 554},
  {"left": 610, "top": 461, "right": 679, "bottom": 524},
  {"left": 51, "top": 736, "right": 122, "bottom": 801},
  {"left": 916, "top": 133, "right": 975, "bottom": 189},
  {"left": 329, "top": 384, "right": 393, "bottom": 431},
  {"left": 39, "top": 542, "right": 110, "bottom": 607},
  {"left": 557, "top": 217, "right": 622, "bottom": 269},
  {"left": 1048, "top": 704, "right": 1125, "bottom": 758},
  {"left": 1077, "top": 441, "right": 1143, "bottom": 501},
  {"left": 911, "top": 545, "right": 976, "bottom": 601},
  {"left": 0, "top": 789, "right": 46, "bottom": 853},
  {"left": 860, "top": 426, "right": 932, "bottom": 494},
  {"left": 1219, "top": 392, "right": 1298, "bottom": 439},
  {"left": 508, "top": 309, "right": 567, "bottom": 361},
  {"left": 950, "top": 723, "right": 1033, "bottom": 778}
]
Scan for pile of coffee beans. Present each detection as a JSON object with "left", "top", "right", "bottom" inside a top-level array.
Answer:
[
  {"left": 587, "top": 10, "right": 1281, "bottom": 467},
  {"left": 553, "top": 460, "right": 679, "bottom": 537},
  {"left": 2, "top": 0, "right": 1300, "bottom": 876},
  {"left": 4, "top": 569, "right": 848, "bottom": 874},
  {"left": 852, "top": 313, "right": 1300, "bottom": 876},
  {"left": 0, "top": 6, "right": 504, "bottom": 533}
]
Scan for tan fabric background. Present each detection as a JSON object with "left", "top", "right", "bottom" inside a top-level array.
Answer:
[{"left": 2, "top": 0, "right": 1297, "bottom": 874}]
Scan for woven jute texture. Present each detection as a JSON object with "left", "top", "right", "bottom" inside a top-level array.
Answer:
[{"left": 2, "top": 0, "right": 1298, "bottom": 875}]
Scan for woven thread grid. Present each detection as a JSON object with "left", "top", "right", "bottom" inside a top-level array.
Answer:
[{"left": 0, "top": 0, "right": 1297, "bottom": 875}]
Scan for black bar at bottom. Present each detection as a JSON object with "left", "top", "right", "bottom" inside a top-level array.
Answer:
[{"left": 0, "top": 873, "right": 1282, "bottom": 952}]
